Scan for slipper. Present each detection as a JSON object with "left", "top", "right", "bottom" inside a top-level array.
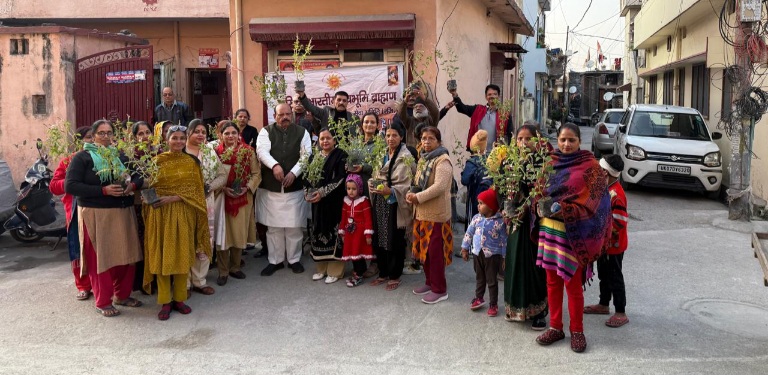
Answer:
[
  {"left": 96, "top": 306, "right": 121, "bottom": 317},
  {"left": 158, "top": 304, "right": 171, "bottom": 321},
  {"left": 605, "top": 315, "right": 629, "bottom": 328},
  {"left": 370, "top": 277, "right": 387, "bottom": 286},
  {"left": 583, "top": 304, "right": 610, "bottom": 315},
  {"left": 192, "top": 286, "right": 215, "bottom": 295},
  {"left": 385, "top": 279, "right": 401, "bottom": 291},
  {"left": 114, "top": 297, "right": 143, "bottom": 308},
  {"left": 76, "top": 290, "right": 92, "bottom": 301}
]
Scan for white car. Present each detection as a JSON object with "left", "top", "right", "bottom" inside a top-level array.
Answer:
[
  {"left": 591, "top": 109, "right": 625, "bottom": 157},
  {"left": 614, "top": 104, "right": 723, "bottom": 198}
]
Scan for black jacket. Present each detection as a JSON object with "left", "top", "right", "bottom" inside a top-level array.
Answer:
[{"left": 64, "top": 150, "right": 142, "bottom": 208}]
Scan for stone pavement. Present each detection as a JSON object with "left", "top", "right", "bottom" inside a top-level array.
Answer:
[{"left": 1, "top": 187, "right": 767, "bottom": 374}]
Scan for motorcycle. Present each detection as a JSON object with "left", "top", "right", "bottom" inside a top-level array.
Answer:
[{"left": 3, "top": 139, "right": 67, "bottom": 245}]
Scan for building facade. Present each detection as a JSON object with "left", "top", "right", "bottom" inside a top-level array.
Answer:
[{"left": 520, "top": 0, "right": 551, "bottom": 125}]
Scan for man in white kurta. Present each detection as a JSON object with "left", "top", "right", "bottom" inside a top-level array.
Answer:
[{"left": 256, "top": 103, "right": 312, "bottom": 276}]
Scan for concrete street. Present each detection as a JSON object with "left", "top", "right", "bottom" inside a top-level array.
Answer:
[{"left": 1, "top": 127, "right": 767, "bottom": 374}]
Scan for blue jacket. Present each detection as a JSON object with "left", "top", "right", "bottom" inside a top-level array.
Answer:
[
  {"left": 461, "top": 212, "right": 508, "bottom": 257},
  {"left": 461, "top": 155, "right": 491, "bottom": 226}
]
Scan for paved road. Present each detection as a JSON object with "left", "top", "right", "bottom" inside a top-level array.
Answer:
[{"left": 1, "top": 128, "right": 767, "bottom": 374}]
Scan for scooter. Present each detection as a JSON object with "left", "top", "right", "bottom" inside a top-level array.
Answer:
[{"left": 3, "top": 139, "right": 67, "bottom": 245}]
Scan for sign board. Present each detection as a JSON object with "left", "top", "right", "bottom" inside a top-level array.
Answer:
[
  {"left": 741, "top": 0, "right": 763, "bottom": 22},
  {"left": 106, "top": 70, "right": 146, "bottom": 84},
  {"left": 266, "top": 64, "right": 405, "bottom": 127},
  {"left": 278, "top": 60, "right": 341, "bottom": 72},
  {"left": 199, "top": 48, "right": 220, "bottom": 68}
]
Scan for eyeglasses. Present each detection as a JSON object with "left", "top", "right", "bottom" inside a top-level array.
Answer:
[
  {"left": 95, "top": 131, "right": 114, "bottom": 137},
  {"left": 169, "top": 125, "right": 187, "bottom": 132},
  {"left": 162, "top": 93, "right": 174, "bottom": 97}
]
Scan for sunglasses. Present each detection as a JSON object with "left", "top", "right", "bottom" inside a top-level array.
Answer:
[{"left": 169, "top": 125, "right": 187, "bottom": 132}]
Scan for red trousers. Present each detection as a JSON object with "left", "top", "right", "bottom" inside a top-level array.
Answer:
[
  {"left": 546, "top": 267, "right": 584, "bottom": 332},
  {"left": 71, "top": 260, "right": 91, "bottom": 292},
  {"left": 423, "top": 225, "right": 447, "bottom": 294},
  {"left": 82, "top": 227, "right": 135, "bottom": 309}
]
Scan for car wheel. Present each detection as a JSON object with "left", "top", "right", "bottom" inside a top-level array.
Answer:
[
  {"left": 10, "top": 227, "right": 43, "bottom": 243},
  {"left": 619, "top": 173, "right": 633, "bottom": 191}
]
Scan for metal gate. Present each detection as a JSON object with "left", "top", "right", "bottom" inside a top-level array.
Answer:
[{"left": 75, "top": 46, "right": 154, "bottom": 127}]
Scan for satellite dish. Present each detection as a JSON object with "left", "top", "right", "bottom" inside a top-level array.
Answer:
[
  {"left": 603, "top": 92, "right": 615, "bottom": 101},
  {"left": 586, "top": 60, "right": 595, "bottom": 69},
  {"left": 568, "top": 86, "right": 578, "bottom": 94}
]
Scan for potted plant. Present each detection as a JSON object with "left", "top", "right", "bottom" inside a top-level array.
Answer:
[
  {"left": 251, "top": 70, "right": 288, "bottom": 106},
  {"left": 365, "top": 135, "right": 387, "bottom": 187},
  {"left": 300, "top": 146, "right": 325, "bottom": 197},
  {"left": 345, "top": 136, "right": 368, "bottom": 171},
  {"left": 438, "top": 47, "right": 460, "bottom": 92},
  {"left": 408, "top": 157, "right": 427, "bottom": 194},
  {"left": 292, "top": 35, "right": 313, "bottom": 92},
  {"left": 217, "top": 145, "right": 252, "bottom": 195}
]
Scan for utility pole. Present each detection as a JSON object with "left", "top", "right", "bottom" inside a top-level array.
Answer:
[
  {"left": 729, "top": 3, "right": 760, "bottom": 220},
  {"left": 563, "top": 26, "right": 570, "bottom": 115}
]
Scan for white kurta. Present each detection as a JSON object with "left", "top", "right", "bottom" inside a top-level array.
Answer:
[{"left": 256, "top": 189, "right": 309, "bottom": 228}]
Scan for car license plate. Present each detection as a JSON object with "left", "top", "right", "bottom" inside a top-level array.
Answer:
[{"left": 658, "top": 164, "right": 691, "bottom": 175}]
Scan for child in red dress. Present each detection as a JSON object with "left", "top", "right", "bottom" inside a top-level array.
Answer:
[{"left": 339, "top": 174, "right": 375, "bottom": 287}]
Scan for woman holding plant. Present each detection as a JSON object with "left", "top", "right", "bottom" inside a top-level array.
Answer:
[
  {"left": 185, "top": 119, "right": 227, "bottom": 295},
  {"left": 346, "top": 112, "right": 380, "bottom": 197},
  {"left": 214, "top": 122, "right": 261, "bottom": 286},
  {"left": 406, "top": 126, "right": 454, "bottom": 304},
  {"left": 142, "top": 125, "right": 211, "bottom": 320},
  {"left": 305, "top": 128, "right": 348, "bottom": 284},
  {"left": 130, "top": 120, "right": 157, "bottom": 292},
  {"left": 65, "top": 119, "right": 144, "bottom": 317},
  {"left": 501, "top": 124, "right": 551, "bottom": 329},
  {"left": 368, "top": 122, "right": 415, "bottom": 291},
  {"left": 49, "top": 126, "right": 93, "bottom": 301},
  {"left": 534, "top": 123, "right": 612, "bottom": 353}
]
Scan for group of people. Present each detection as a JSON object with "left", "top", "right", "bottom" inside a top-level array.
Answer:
[{"left": 49, "top": 83, "right": 629, "bottom": 354}]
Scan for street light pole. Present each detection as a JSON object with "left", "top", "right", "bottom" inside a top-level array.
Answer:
[{"left": 563, "top": 26, "right": 570, "bottom": 115}]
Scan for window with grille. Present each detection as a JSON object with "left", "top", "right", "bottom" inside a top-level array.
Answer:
[
  {"left": 663, "top": 70, "right": 674, "bottom": 105},
  {"left": 10, "top": 39, "right": 29, "bottom": 55},
  {"left": 32, "top": 95, "right": 46, "bottom": 115},
  {"left": 691, "top": 63, "right": 710, "bottom": 116},
  {"left": 648, "top": 75, "right": 657, "bottom": 104}
]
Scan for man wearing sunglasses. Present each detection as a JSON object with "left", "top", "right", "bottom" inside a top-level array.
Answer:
[{"left": 153, "top": 87, "right": 194, "bottom": 126}]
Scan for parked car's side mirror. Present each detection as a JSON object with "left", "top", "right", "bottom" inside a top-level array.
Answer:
[
  {"left": 619, "top": 124, "right": 627, "bottom": 134},
  {"left": 712, "top": 131, "right": 722, "bottom": 140}
]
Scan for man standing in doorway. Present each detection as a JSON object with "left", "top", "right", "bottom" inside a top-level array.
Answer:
[
  {"left": 256, "top": 103, "right": 311, "bottom": 276},
  {"left": 448, "top": 84, "right": 514, "bottom": 150},
  {"left": 153, "top": 87, "right": 194, "bottom": 126}
]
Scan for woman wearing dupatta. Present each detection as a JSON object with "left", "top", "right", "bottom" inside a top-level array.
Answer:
[
  {"left": 185, "top": 119, "right": 227, "bottom": 295},
  {"left": 214, "top": 122, "right": 261, "bottom": 286},
  {"left": 368, "top": 123, "right": 415, "bottom": 291},
  {"left": 503, "top": 125, "right": 549, "bottom": 329},
  {"left": 534, "top": 123, "right": 612, "bottom": 353},
  {"left": 306, "top": 128, "right": 348, "bottom": 284},
  {"left": 65, "top": 120, "right": 144, "bottom": 318},
  {"left": 143, "top": 126, "right": 211, "bottom": 320},
  {"left": 406, "top": 126, "right": 454, "bottom": 305}
]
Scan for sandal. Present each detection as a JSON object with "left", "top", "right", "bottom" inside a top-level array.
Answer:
[
  {"left": 605, "top": 314, "right": 629, "bottom": 328},
  {"left": 192, "top": 286, "right": 216, "bottom": 295},
  {"left": 76, "top": 290, "right": 92, "bottom": 301},
  {"left": 113, "top": 297, "right": 143, "bottom": 308},
  {"left": 172, "top": 301, "right": 192, "bottom": 314},
  {"left": 96, "top": 306, "right": 121, "bottom": 317},
  {"left": 583, "top": 304, "right": 610, "bottom": 315},
  {"left": 158, "top": 304, "right": 171, "bottom": 321},
  {"left": 385, "top": 279, "right": 401, "bottom": 291},
  {"left": 370, "top": 277, "right": 387, "bottom": 286}
]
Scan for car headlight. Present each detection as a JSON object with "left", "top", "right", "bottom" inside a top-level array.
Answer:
[
  {"left": 704, "top": 151, "right": 721, "bottom": 167},
  {"left": 626, "top": 144, "right": 646, "bottom": 161}
]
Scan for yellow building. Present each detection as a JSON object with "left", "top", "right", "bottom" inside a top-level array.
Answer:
[{"left": 622, "top": 0, "right": 739, "bottom": 194}]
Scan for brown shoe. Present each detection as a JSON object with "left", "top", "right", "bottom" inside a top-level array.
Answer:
[
  {"left": 192, "top": 286, "right": 216, "bottom": 295},
  {"left": 536, "top": 328, "right": 565, "bottom": 346},
  {"left": 570, "top": 332, "right": 587, "bottom": 353},
  {"left": 362, "top": 263, "right": 379, "bottom": 278}
]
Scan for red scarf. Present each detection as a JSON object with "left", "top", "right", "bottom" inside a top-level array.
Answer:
[
  {"left": 216, "top": 141, "right": 253, "bottom": 217},
  {"left": 467, "top": 105, "right": 505, "bottom": 146}
]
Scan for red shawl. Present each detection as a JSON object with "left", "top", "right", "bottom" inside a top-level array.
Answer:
[
  {"left": 216, "top": 141, "right": 253, "bottom": 216},
  {"left": 543, "top": 149, "right": 612, "bottom": 266},
  {"left": 467, "top": 106, "right": 506, "bottom": 146}
]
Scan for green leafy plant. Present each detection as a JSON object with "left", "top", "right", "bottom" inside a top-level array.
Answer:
[
  {"left": 218, "top": 145, "right": 252, "bottom": 193},
  {"left": 327, "top": 117, "right": 360, "bottom": 152},
  {"left": 451, "top": 139, "right": 468, "bottom": 170},
  {"left": 300, "top": 146, "right": 326, "bottom": 188},
  {"left": 436, "top": 47, "right": 460, "bottom": 80},
  {"left": 292, "top": 35, "right": 313, "bottom": 81},
  {"left": 43, "top": 121, "right": 83, "bottom": 160},
  {"left": 402, "top": 154, "right": 417, "bottom": 181},
  {"left": 366, "top": 135, "right": 388, "bottom": 179},
  {"left": 251, "top": 70, "right": 287, "bottom": 105},
  {"left": 484, "top": 140, "right": 554, "bottom": 229}
]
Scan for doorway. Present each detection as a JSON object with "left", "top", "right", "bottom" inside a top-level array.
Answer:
[{"left": 188, "top": 69, "right": 229, "bottom": 124}]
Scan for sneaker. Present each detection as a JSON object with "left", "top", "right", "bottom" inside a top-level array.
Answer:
[
  {"left": 412, "top": 285, "right": 431, "bottom": 295},
  {"left": 570, "top": 332, "right": 587, "bottom": 353},
  {"left": 346, "top": 274, "right": 364, "bottom": 287},
  {"left": 532, "top": 318, "right": 547, "bottom": 331},
  {"left": 487, "top": 304, "right": 498, "bottom": 317},
  {"left": 421, "top": 292, "right": 448, "bottom": 304},
  {"left": 289, "top": 262, "right": 305, "bottom": 274},
  {"left": 260, "top": 263, "right": 284, "bottom": 276},
  {"left": 536, "top": 328, "right": 566, "bottom": 346},
  {"left": 324, "top": 276, "right": 339, "bottom": 284},
  {"left": 312, "top": 273, "right": 325, "bottom": 281},
  {"left": 402, "top": 264, "right": 423, "bottom": 275},
  {"left": 470, "top": 297, "right": 486, "bottom": 310}
]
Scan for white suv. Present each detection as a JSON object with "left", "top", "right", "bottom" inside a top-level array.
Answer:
[{"left": 614, "top": 104, "right": 723, "bottom": 198}]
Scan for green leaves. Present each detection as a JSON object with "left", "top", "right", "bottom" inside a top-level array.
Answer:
[
  {"left": 292, "top": 35, "right": 313, "bottom": 81},
  {"left": 300, "top": 146, "right": 325, "bottom": 188}
]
